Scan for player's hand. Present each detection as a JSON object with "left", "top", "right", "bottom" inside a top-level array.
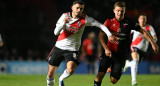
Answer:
[
  {"left": 105, "top": 48, "right": 112, "bottom": 58},
  {"left": 107, "top": 67, "right": 111, "bottom": 73},
  {"left": 151, "top": 42, "right": 159, "bottom": 54},
  {"left": 108, "top": 35, "right": 119, "bottom": 44},
  {"left": 64, "top": 16, "right": 71, "bottom": 24}
]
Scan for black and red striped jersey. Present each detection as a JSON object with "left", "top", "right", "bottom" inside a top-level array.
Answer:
[{"left": 104, "top": 17, "right": 141, "bottom": 52}]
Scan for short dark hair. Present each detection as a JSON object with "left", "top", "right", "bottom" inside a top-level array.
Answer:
[
  {"left": 139, "top": 13, "right": 147, "bottom": 18},
  {"left": 114, "top": 1, "right": 126, "bottom": 9},
  {"left": 73, "top": 0, "right": 85, "bottom": 5}
]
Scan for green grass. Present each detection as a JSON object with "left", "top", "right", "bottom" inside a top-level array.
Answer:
[{"left": 0, "top": 74, "right": 160, "bottom": 86}]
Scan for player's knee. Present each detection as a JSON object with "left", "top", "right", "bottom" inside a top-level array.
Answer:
[
  {"left": 48, "top": 71, "right": 54, "bottom": 78},
  {"left": 110, "top": 76, "right": 118, "bottom": 84},
  {"left": 95, "top": 72, "right": 105, "bottom": 81},
  {"left": 67, "top": 68, "right": 75, "bottom": 74}
]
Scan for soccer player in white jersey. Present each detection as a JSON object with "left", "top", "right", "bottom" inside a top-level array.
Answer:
[
  {"left": 0, "top": 34, "right": 3, "bottom": 47},
  {"left": 46, "top": 0, "right": 118, "bottom": 86},
  {"left": 123, "top": 14, "right": 158, "bottom": 85}
]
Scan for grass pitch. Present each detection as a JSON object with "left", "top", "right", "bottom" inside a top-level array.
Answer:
[{"left": 0, "top": 74, "right": 160, "bottom": 86}]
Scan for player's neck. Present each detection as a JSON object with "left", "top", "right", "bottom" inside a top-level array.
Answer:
[
  {"left": 140, "top": 23, "right": 146, "bottom": 27},
  {"left": 115, "top": 17, "right": 124, "bottom": 21},
  {"left": 71, "top": 12, "right": 81, "bottom": 19}
]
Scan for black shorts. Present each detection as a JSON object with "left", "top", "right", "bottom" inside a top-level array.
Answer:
[
  {"left": 98, "top": 52, "right": 127, "bottom": 80},
  {"left": 131, "top": 47, "right": 145, "bottom": 63},
  {"left": 47, "top": 47, "right": 80, "bottom": 66}
]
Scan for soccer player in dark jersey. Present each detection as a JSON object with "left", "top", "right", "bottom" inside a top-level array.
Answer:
[{"left": 94, "top": 1, "right": 159, "bottom": 86}]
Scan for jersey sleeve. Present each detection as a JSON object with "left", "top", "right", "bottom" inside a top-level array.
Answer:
[
  {"left": 85, "top": 16, "right": 112, "bottom": 37},
  {"left": 131, "top": 30, "right": 136, "bottom": 34},
  {"left": 149, "top": 25, "right": 156, "bottom": 36},
  {"left": 54, "top": 13, "right": 66, "bottom": 35},
  {"left": 104, "top": 19, "right": 110, "bottom": 27}
]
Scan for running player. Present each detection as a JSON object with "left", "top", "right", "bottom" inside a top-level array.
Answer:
[
  {"left": 123, "top": 14, "right": 157, "bottom": 85},
  {"left": 94, "top": 2, "right": 159, "bottom": 86},
  {"left": 46, "top": 0, "right": 118, "bottom": 86}
]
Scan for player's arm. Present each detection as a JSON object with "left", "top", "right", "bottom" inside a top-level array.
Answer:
[
  {"left": 152, "top": 35, "right": 157, "bottom": 42},
  {"left": 99, "top": 30, "right": 111, "bottom": 57},
  {"left": 139, "top": 28, "right": 159, "bottom": 53},
  {"left": 149, "top": 26, "right": 157, "bottom": 42},
  {"left": 86, "top": 16, "right": 118, "bottom": 44},
  {"left": 97, "top": 43, "right": 102, "bottom": 58},
  {"left": 54, "top": 14, "right": 71, "bottom": 35}
]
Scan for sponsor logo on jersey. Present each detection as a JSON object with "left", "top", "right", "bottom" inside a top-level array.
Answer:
[
  {"left": 48, "top": 56, "right": 51, "bottom": 61},
  {"left": 78, "top": 21, "right": 82, "bottom": 26},
  {"left": 73, "top": 53, "right": 77, "bottom": 59}
]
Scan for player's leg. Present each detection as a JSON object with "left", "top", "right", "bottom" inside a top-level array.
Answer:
[
  {"left": 59, "top": 51, "right": 79, "bottom": 86},
  {"left": 130, "top": 51, "right": 139, "bottom": 85},
  {"left": 94, "top": 72, "right": 106, "bottom": 86},
  {"left": 94, "top": 52, "right": 111, "bottom": 86},
  {"left": 123, "top": 53, "right": 132, "bottom": 72},
  {"left": 47, "top": 47, "right": 64, "bottom": 86},
  {"left": 86, "top": 56, "right": 91, "bottom": 74},
  {"left": 110, "top": 52, "right": 126, "bottom": 84},
  {"left": 47, "top": 65, "right": 58, "bottom": 86},
  {"left": 59, "top": 61, "right": 77, "bottom": 86}
]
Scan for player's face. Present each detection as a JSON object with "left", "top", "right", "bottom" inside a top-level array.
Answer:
[
  {"left": 113, "top": 6, "right": 125, "bottom": 21},
  {"left": 138, "top": 15, "right": 147, "bottom": 26},
  {"left": 72, "top": 4, "right": 84, "bottom": 18}
]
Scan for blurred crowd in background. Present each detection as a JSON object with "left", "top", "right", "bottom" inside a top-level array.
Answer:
[{"left": 0, "top": 0, "right": 160, "bottom": 62}]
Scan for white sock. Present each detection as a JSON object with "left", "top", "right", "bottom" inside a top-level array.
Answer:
[
  {"left": 130, "top": 59, "right": 138, "bottom": 82},
  {"left": 47, "top": 76, "right": 55, "bottom": 86},
  {"left": 59, "top": 69, "right": 70, "bottom": 81}
]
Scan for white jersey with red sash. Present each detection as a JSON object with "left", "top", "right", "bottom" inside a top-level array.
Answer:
[
  {"left": 131, "top": 25, "right": 156, "bottom": 52},
  {"left": 54, "top": 12, "right": 112, "bottom": 51}
]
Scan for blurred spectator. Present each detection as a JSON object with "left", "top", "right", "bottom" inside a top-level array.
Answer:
[
  {"left": 81, "top": 32, "right": 101, "bottom": 74},
  {"left": 0, "top": 34, "right": 3, "bottom": 47}
]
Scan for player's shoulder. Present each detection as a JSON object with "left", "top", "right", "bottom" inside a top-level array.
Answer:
[
  {"left": 146, "top": 24, "right": 153, "bottom": 28},
  {"left": 123, "top": 17, "right": 133, "bottom": 22},
  {"left": 124, "top": 17, "right": 137, "bottom": 25},
  {"left": 104, "top": 17, "right": 115, "bottom": 24},
  {"left": 64, "top": 12, "right": 70, "bottom": 15},
  {"left": 105, "top": 17, "right": 115, "bottom": 21}
]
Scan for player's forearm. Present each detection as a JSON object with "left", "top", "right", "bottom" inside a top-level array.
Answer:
[
  {"left": 54, "top": 22, "right": 66, "bottom": 35},
  {"left": 152, "top": 35, "right": 157, "bottom": 43},
  {"left": 99, "top": 32, "right": 108, "bottom": 50},
  {"left": 142, "top": 29, "right": 155, "bottom": 45},
  {"left": 99, "top": 24, "right": 112, "bottom": 37}
]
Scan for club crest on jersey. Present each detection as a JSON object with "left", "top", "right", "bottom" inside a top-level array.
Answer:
[
  {"left": 123, "top": 23, "right": 128, "bottom": 28},
  {"left": 78, "top": 21, "right": 82, "bottom": 26},
  {"left": 113, "top": 24, "right": 116, "bottom": 27}
]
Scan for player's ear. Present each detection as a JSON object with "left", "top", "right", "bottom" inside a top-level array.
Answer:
[
  {"left": 71, "top": 5, "right": 74, "bottom": 11},
  {"left": 113, "top": 8, "right": 115, "bottom": 13}
]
